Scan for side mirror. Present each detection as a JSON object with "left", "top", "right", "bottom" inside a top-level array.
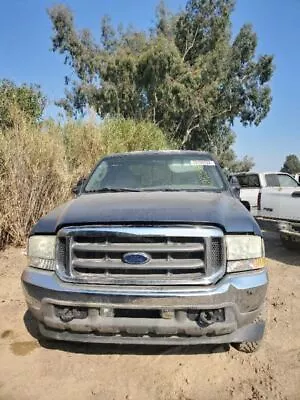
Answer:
[
  {"left": 229, "top": 176, "right": 241, "bottom": 199},
  {"left": 72, "top": 177, "right": 86, "bottom": 196}
]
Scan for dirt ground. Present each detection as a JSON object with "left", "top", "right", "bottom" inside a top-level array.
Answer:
[{"left": 0, "top": 231, "right": 299, "bottom": 400}]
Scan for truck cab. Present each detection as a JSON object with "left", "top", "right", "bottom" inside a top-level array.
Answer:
[
  {"left": 230, "top": 171, "right": 299, "bottom": 216},
  {"left": 257, "top": 176, "right": 300, "bottom": 249},
  {"left": 22, "top": 151, "right": 268, "bottom": 352}
]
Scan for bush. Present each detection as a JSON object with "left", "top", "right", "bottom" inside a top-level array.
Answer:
[
  {"left": 0, "top": 118, "right": 69, "bottom": 247},
  {"left": 0, "top": 115, "right": 171, "bottom": 249},
  {"left": 60, "top": 118, "right": 171, "bottom": 179}
]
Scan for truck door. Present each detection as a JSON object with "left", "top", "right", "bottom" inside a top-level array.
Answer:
[
  {"left": 264, "top": 174, "right": 299, "bottom": 220},
  {"left": 235, "top": 173, "right": 261, "bottom": 215}
]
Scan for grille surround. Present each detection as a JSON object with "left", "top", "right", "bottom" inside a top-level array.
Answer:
[{"left": 56, "top": 225, "right": 225, "bottom": 286}]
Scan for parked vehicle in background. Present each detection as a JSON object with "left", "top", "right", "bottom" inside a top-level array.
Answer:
[
  {"left": 22, "top": 151, "right": 268, "bottom": 352},
  {"left": 295, "top": 173, "right": 300, "bottom": 183},
  {"left": 257, "top": 181, "right": 300, "bottom": 249},
  {"left": 230, "top": 172, "right": 299, "bottom": 216}
]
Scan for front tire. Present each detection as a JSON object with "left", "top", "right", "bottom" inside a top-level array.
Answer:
[
  {"left": 231, "top": 309, "right": 266, "bottom": 353},
  {"left": 232, "top": 341, "right": 261, "bottom": 353}
]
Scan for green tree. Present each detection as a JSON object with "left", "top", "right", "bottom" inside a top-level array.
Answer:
[
  {"left": 210, "top": 129, "right": 254, "bottom": 172},
  {"left": 48, "top": 0, "right": 274, "bottom": 155},
  {"left": 0, "top": 79, "right": 46, "bottom": 130},
  {"left": 281, "top": 154, "right": 300, "bottom": 175}
]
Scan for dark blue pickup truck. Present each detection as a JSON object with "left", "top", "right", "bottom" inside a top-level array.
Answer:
[{"left": 22, "top": 151, "right": 268, "bottom": 352}]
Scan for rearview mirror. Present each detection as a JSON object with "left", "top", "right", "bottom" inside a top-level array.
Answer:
[
  {"left": 72, "top": 177, "right": 86, "bottom": 196},
  {"left": 229, "top": 175, "right": 241, "bottom": 199}
]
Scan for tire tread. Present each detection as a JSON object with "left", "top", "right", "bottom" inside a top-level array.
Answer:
[{"left": 232, "top": 341, "right": 260, "bottom": 353}]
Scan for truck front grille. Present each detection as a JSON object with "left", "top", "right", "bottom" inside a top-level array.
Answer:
[{"left": 56, "top": 226, "right": 225, "bottom": 285}]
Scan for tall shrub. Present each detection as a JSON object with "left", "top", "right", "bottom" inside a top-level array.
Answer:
[{"left": 0, "top": 116, "right": 170, "bottom": 248}]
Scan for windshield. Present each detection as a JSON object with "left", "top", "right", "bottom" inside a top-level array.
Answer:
[{"left": 84, "top": 153, "right": 227, "bottom": 193}]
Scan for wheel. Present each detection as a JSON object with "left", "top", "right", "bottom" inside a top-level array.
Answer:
[
  {"left": 231, "top": 341, "right": 261, "bottom": 353},
  {"left": 24, "top": 309, "right": 41, "bottom": 339},
  {"left": 280, "top": 233, "right": 299, "bottom": 250}
]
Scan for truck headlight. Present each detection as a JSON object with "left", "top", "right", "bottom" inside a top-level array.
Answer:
[
  {"left": 28, "top": 235, "right": 56, "bottom": 271},
  {"left": 226, "top": 235, "right": 265, "bottom": 273}
]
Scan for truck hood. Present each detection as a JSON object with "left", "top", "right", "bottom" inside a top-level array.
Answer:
[{"left": 32, "top": 191, "right": 261, "bottom": 235}]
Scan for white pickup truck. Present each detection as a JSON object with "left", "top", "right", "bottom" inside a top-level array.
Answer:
[
  {"left": 230, "top": 172, "right": 299, "bottom": 216},
  {"left": 256, "top": 184, "right": 300, "bottom": 249}
]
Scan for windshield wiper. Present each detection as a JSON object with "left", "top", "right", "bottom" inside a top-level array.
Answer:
[
  {"left": 87, "top": 187, "right": 223, "bottom": 193},
  {"left": 87, "top": 187, "right": 142, "bottom": 193},
  {"left": 144, "top": 188, "right": 223, "bottom": 192},
  {"left": 154, "top": 188, "right": 182, "bottom": 191}
]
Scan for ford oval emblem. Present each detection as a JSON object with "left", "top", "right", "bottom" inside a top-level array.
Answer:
[{"left": 122, "top": 252, "right": 151, "bottom": 265}]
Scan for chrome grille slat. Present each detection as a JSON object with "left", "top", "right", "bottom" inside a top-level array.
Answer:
[
  {"left": 72, "top": 258, "right": 204, "bottom": 270},
  {"left": 72, "top": 242, "right": 204, "bottom": 253},
  {"left": 56, "top": 225, "right": 225, "bottom": 286},
  {"left": 69, "top": 273, "right": 205, "bottom": 282}
]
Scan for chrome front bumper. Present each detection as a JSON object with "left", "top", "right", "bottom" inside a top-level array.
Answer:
[{"left": 22, "top": 268, "right": 268, "bottom": 345}]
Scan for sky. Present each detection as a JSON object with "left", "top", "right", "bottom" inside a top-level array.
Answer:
[{"left": 0, "top": 0, "right": 299, "bottom": 171}]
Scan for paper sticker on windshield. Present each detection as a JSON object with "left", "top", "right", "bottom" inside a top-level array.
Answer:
[{"left": 190, "top": 160, "right": 215, "bottom": 166}]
